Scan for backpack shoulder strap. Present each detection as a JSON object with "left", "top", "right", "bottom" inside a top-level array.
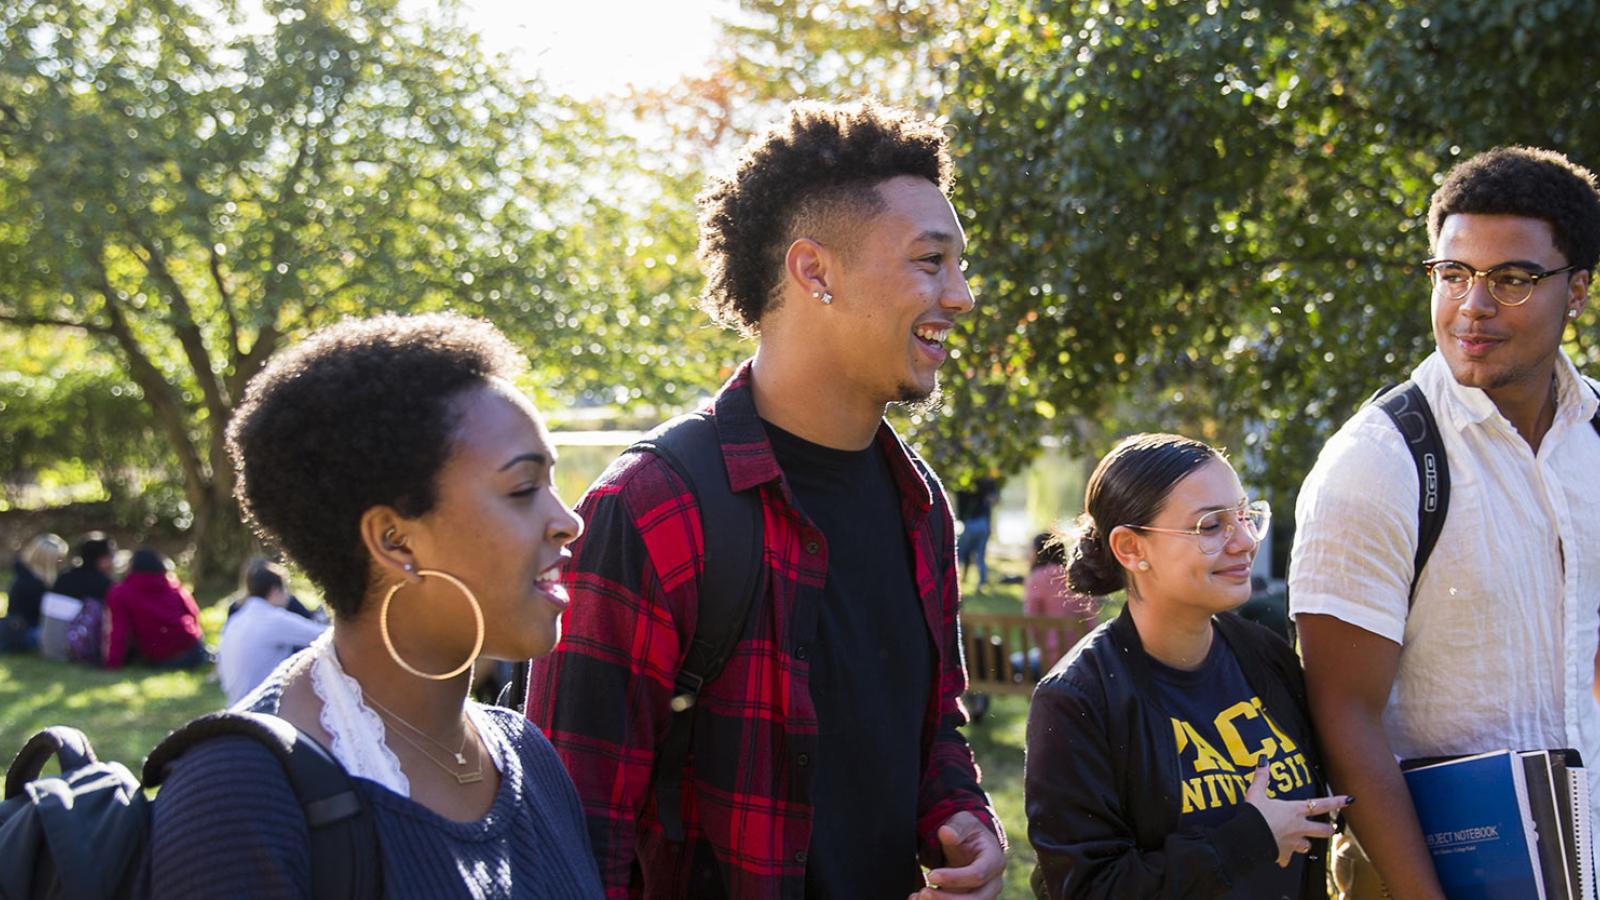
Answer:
[
  {"left": 1366, "top": 381, "right": 1450, "bottom": 608},
  {"left": 143, "top": 711, "right": 381, "bottom": 899},
  {"left": 632, "top": 411, "right": 763, "bottom": 842}
]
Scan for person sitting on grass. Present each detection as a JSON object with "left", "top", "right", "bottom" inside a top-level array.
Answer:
[
  {"left": 51, "top": 533, "right": 116, "bottom": 604},
  {"left": 141, "top": 312, "right": 603, "bottom": 898},
  {"left": 102, "top": 548, "right": 208, "bottom": 671},
  {"left": 226, "top": 556, "right": 324, "bottom": 623},
  {"left": 217, "top": 559, "right": 327, "bottom": 704},
  {"left": 1, "top": 532, "right": 69, "bottom": 653}
]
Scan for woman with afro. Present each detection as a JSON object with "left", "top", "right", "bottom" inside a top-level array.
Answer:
[{"left": 142, "top": 313, "right": 602, "bottom": 898}]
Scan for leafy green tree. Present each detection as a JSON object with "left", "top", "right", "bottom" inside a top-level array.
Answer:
[
  {"left": 941, "top": 0, "right": 1600, "bottom": 495},
  {"left": 0, "top": 330, "right": 176, "bottom": 521},
  {"left": 0, "top": 0, "right": 604, "bottom": 579}
]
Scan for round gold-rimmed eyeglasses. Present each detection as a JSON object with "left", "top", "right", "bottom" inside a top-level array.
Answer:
[
  {"left": 1126, "top": 499, "right": 1271, "bottom": 556},
  {"left": 1423, "top": 258, "right": 1577, "bottom": 307}
]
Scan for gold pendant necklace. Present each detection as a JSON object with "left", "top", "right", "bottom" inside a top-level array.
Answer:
[
  {"left": 383, "top": 721, "right": 484, "bottom": 785},
  {"left": 365, "top": 692, "right": 471, "bottom": 766}
]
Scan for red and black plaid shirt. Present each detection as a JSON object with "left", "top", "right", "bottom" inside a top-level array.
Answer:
[{"left": 526, "top": 361, "right": 1002, "bottom": 900}]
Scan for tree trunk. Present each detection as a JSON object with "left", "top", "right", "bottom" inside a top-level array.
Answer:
[{"left": 187, "top": 486, "right": 255, "bottom": 597}]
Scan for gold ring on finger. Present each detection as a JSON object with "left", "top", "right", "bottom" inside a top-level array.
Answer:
[{"left": 1305, "top": 798, "right": 1316, "bottom": 815}]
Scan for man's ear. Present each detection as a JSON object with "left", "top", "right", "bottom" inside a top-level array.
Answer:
[
  {"left": 784, "top": 236, "right": 835, "bottom": 300},
  {"left": 1568, "top": 268, "right": 1590, "bottom": 319},
  {"left": 359, "top": 506, "right": 419, "bottom": 584}
]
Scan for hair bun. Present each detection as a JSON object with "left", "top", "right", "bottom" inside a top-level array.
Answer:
[{"left": 1065, "top": 516, "right": 1124, "bottom": 596}]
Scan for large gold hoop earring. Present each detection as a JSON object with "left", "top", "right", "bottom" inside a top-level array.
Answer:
[{"left": 378, "top": 569, "right": 485, "bottom": 680}]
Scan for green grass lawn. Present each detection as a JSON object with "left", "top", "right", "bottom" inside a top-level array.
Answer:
[
  {"left": 0, "top": 601, "right": 231, "bottom": 767},
  {"left": 0, "top": 559, "right": 1071, "bottom": 898}
]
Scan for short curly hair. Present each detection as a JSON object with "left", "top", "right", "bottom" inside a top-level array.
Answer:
[
  {"left": 226, "top": 313, "right": 527, "bottom": 620},
  {"left": 696, "top": 100, "right": 953, "bottom": 333},
  {"left": 1429, "top": 146, "right": 1600, "bottom": 271}
]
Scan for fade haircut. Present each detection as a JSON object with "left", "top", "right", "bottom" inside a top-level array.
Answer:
[
  {"left": 696, "top": 100, "right": 953, "bottom": 333},
  {"left": 1429, "top": 146, "right": 1600, "bottom": 272}
]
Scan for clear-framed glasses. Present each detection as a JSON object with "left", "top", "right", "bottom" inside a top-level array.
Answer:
[
  {"left": 1128, "top": 499, "right": 1271, "bottom": 556},
  {"left": 1423, "top": 258, "right": 1578, "bottom": 307}
]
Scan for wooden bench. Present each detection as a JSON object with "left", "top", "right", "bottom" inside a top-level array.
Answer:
[{"left": 961, "top": 613, "right": 1088, "bottom": 697}]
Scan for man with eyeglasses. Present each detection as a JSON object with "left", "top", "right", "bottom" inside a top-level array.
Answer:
[{"left": 1290, "top": 146, "right": 1600, "bottom": 899}]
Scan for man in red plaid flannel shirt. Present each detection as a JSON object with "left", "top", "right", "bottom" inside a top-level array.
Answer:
[{"left": 527, "top": 101, "right": 1005, "bottom": 899}]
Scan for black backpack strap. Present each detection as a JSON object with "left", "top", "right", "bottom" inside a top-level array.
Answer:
[
  {"left": 633, "top": 412, "right": 762, "bottom": 842},
  {"left": 1367, "top": 381, "right": 1450, "bottom": 607},
  {"left": 4, "top": 727, "right": 96, "bottom": 799},
  {"left": 143, "top": 711, "right": 381, "bottom": 899}
]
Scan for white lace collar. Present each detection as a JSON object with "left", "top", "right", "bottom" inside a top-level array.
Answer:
[{"left": 306, "top": 631, "right": 493, "bottom": 797}]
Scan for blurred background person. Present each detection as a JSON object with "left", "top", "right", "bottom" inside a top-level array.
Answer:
[
  {"left": 51, "top": 532, "right": 116, "bottom": 602},
  {"left": 1021, "top": 531, "right": 1101, "bottom": 672},
  {"left": 103, "top": 548, "right": 208, "bottom": 670},
  {"left": 956, "top": 476, "right": 1000, "bottom": 586},
  {"left": 1, "top": 532, "right": 69, "bottom": 653},
  {"left": 218, "top": 559, "right": 327, "bottom": 704},
  {"left": 49, "top": 532, "right": 119, "bottom": 664},
  {"left": 226, "top": 556, "right": 324, "bottom": 623}
]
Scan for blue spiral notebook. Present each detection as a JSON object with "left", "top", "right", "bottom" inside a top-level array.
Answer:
[{"left": 1403, "top": 750, "right": 1546, "bottom": 899}]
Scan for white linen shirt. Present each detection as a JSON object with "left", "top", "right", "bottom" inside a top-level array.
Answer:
[
  {"left": 217, "top": 596, "right": 328, "bottom": 705},
  {"left": 1290, "top": 350, "right": 1600, "bottom": 817}
]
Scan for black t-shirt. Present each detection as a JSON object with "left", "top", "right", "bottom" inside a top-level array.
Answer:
[
  {"left": 763, "top": 421, "right": 934, "bottom": 899},
  {"left": 1147, "top": 634, "right": 1316, "bottom": 899}
]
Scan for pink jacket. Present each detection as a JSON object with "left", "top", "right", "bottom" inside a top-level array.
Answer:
[
  {"left": 1023, "top": 563, "right": 1100, "bottom": 664},
  {"left": 103, "top": 571, "right": 203, "bottom": 668}
]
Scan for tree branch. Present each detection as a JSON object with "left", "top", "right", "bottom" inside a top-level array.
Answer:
[
  {"left": 0, "top": 100, "right": 20, "bottom": 135},
  {"left": 209, "top": 242, "right": 239, "bottom": 355},
  {"left": 0, "top": 309, "right": 112, "bottom": 334},
  {"left": 85, "top": 247, "right": 210, "bottom": 510},
  {"left": 172, "top": 154, "right": 245, "bottom": 365},
  {"left": 126, "top": 228, "right": 233, "bottom": 423},
  {"left": 225, "top": 322, "right": 280, "bottom": 404},
  {"left": 260, "top": 125, "right": 315, "bottom": 321}
]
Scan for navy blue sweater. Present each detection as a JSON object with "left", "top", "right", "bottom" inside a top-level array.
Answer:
[{"left": 142, "top": 701, "right": 603, "bottom": 898}]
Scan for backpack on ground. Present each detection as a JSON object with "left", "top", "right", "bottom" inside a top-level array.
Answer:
[
  {"left": 0, "top": 711, "right": 381, "bottom": 899},
  {"left": 63, "top": 598, "right": 104, "bottom": 665},
  {"left": 1369, "top": 378, "right": 1600, "bottom": 604}
]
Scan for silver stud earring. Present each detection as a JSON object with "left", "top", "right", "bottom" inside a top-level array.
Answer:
[
  {"left": 1570, "top": 308, "right": 1581, "bottom": 319},
  {"left": 812, "top": 289, "right": 833, "bottom": 305},
  {"left": 1136, "top": 560, "right": 1151, "bottom": 572},
  {"left": 403, "top": 562, "right": 415, "bottom": 574}
]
